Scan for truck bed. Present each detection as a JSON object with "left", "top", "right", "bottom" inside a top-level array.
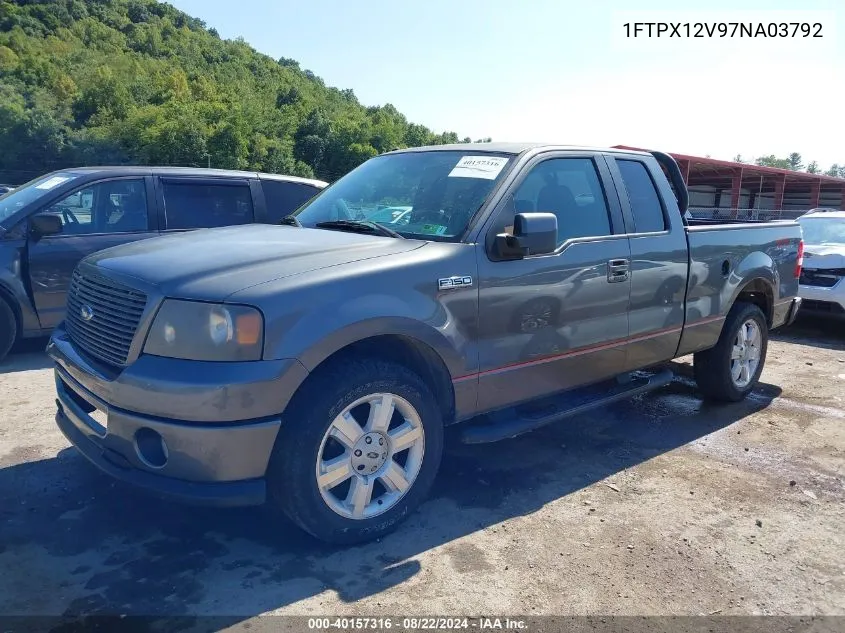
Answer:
[{"left": 678, "top": 218, "right": 803, "bottom": 357}]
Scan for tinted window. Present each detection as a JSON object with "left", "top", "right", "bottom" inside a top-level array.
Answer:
[
  {"left": 0, "top": 173, "right": 80, "bottom": 224},
  {"left": 42, "top": 179, "right": 148, "bottom": 235},
  {"left": 512, "top": 158, "right": 612, "bottom": 246},
  {"left": 162, "top": 182, "right": 253, "bottom": 230},
  {"left": 293, "top": 151, "right": 512, "bottom": 241},
  {"left": 617, "top": 160, "right": 666, "bottom": 233},
  {"left": 262, "top": 180, "right": 321, "bottom": 222}
]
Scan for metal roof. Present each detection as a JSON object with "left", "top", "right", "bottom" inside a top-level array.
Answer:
[{"left": 614, "top": 145, "right": 845, "bottom": 185}]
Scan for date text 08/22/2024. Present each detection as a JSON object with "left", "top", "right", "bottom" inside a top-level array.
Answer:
[{"left": 307, "top": 617, "right": 528, "bottom": 630}]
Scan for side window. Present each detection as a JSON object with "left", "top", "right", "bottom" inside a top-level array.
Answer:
[
  {"left": 162, "top": 182, "right": 254, "bottom": 230},
  {"left": 616, "top": 160, "right": 667, "bottom": 233},
  {"left": 262, "top": 180, "right": 321, "bottom": 222},
  {"left": 512, "top": 158, "right": 612, "bottom": 246},
  {"left": 42, "top": 179, "right": 148, "bottom": 235}
]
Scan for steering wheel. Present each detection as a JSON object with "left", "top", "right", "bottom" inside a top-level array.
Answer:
[
  {"left": 413, "top": 208, "right": 444, "bottom": 225},
  {"left": 330, "top": 198, "right": 354, "bottom": 221},
  {"left": 61, "top": 208, "right": 80, "bottom": 226}
]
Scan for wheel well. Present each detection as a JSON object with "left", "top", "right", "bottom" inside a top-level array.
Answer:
[
  {"left": 311, "top": 335, "right": 456, "bottom": 425},
  {"left": 735, "top": 279, "right": 774, "bottom": 326}
]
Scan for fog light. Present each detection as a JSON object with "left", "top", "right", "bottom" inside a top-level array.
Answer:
[{"left": 134, "top": 427, "right": 168, "bottom": 469}]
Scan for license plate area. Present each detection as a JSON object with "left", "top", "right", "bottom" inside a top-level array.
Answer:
[
  {"left": 89, "top": 407, "right": 108, "bottom": 430},
  {"left": 59, "top": 374, "right": 108, "bottom": 435}
]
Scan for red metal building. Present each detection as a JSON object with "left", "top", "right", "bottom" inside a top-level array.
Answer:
[{"left": 613, "top": 145, "right": 845, "bottom": 219}]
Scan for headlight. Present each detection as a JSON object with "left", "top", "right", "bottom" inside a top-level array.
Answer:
[{"left": 144, "top": 300, "right": 264, "bottom": 361}]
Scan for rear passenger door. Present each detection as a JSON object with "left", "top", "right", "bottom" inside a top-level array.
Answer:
[
  {"left": 604, "top": 155, "right": 689, "bottom": 370},
  {"left": 155, "top": 177, "right": 257, "bottom": 233},
  {"left": 261, "top": 179, "right": 323, "bottom": 223}
]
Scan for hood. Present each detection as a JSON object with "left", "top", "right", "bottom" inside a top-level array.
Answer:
[
  {"left": 85, "top": 224, "right": 424, "bottom": 300},
  {"left": 803, "top": 243, "right": 845, "bottom": 270}
]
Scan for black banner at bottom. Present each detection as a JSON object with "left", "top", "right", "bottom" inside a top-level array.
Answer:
[{"left": 0, "top": 615, "right": 841, "bottom": 633}]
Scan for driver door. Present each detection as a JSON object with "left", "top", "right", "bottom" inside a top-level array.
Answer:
[{"left": 27, "top": 176, "right": 157, "bottom": 329}]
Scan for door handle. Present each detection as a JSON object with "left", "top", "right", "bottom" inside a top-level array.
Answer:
[{"left": 607, "top": 259, "right": 630, "bottom": 283}]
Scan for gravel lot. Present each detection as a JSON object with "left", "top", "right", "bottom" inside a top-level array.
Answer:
[{"left": 1, "top": 318, "right": 843, "bottom": 625}]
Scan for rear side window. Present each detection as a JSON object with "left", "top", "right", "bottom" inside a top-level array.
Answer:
[
  {"left": 262, "top": 180, "right": 321, "bottom": 222},
  {"left": 616, "top": 160, "right": 666, "bottom": 233},
  {"left": 162, "top": 181, "right": 254, "bottom": 230}
]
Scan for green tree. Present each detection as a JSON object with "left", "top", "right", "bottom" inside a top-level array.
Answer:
[
  {"left": 787, "top": 152, "right": 803, "bottom": 171},
  {"left": 824, "top": 164, "right": 844, "bottom": 178},
  {"left": 0, "top": 0, "right": 478, "bottom": 183},
  {"left": 755, "top": 155, "right": 791, "bottom": 169},
  {"left": 806, "top": 161, "right": 819, "bottom": 174}
]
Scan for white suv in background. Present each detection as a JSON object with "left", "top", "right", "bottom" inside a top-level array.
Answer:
[{"left": 797, "top": 209, "right": 845, "bottom": 320}]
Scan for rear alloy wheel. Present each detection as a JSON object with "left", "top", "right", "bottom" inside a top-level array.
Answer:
[
  {"left": 267, "top": 358, "right": 443, "bottom": 545},
  {"left": 694, "top": 301, "right": 768, "bottom": 402},
  {"left": 729, "top": 318, "right": 763, "bottom": 389}
]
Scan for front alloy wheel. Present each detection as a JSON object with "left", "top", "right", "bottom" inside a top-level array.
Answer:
[
  {"left": 266, "top": 358, "right": 444, "bottom": 545},
  {"left": 316, "top": 393, "right": 425, "bottom": 520}
]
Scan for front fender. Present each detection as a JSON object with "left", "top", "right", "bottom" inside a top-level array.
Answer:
[{"left": 264, "top": 291, "right": 477, "bottom": 379}]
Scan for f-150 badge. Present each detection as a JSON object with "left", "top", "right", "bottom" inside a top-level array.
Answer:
[{"left": 438, "top": 275, "right": 473, "bottom": 290}]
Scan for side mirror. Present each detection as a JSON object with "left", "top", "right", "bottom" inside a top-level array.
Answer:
[
  {"left": 495, "top": 212, "right": 558, "bottom": 259},
  {"left": 30, "top": 213, "right": 63, "bottom": 237}
]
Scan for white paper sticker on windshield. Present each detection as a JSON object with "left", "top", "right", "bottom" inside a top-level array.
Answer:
[
  {"left": 35, "top": 176, "right": 71, "bottom": 190},
  {"left": 448, "top": 156, "right": 509, "bottom": 180}
]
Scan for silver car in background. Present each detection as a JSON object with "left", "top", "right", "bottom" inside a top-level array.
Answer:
[{"left": 797, "top": 209, "right": 845, "bottom": 319}]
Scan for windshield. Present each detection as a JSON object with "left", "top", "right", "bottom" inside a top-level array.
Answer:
[
  {"left": 798, "top": 217, "right": 845, "bottom": 246},
  {"left": 0, "top": 173, "right": 79, "bottom": 225},
  {"left": 292, "top": 151, "right": 513, "bottom": 240}
]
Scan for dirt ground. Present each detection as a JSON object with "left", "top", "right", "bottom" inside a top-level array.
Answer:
[{"left": 0, "top": 317, "right": 843, "bottom": 625}]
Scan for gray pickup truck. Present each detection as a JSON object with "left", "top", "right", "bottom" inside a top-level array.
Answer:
[{"left": 47, "top": 143, "right": 804, "bottom": 544}]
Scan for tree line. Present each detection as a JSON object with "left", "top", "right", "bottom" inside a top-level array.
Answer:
[
  {"left": 732, "top": 153, "right": 844, "bottom": 178},
  {"left": 0, "top": 0, "right": 488, "bottom": 186}
]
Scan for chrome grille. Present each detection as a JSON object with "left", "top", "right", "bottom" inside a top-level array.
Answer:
[{"left": 66, "top": 269, "right": 147, "bottom": 366}]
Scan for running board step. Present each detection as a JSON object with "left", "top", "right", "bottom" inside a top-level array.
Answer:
[{"left": 460, "top": 368, "right": 674, "bottom": 444}]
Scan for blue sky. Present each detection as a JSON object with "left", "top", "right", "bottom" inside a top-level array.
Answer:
[{"left": 169, "top": 0, "right": 844, "bottom": 167}]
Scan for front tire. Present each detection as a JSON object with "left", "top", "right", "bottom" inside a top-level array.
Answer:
[
  {"left": 0, "top": 298, "right": 17, "bottom": 363},
  {"left": 266, "top": 358, "right": 444, "bottom": 545},
  {"left": 693, "top": 301, "right": 768, "bottom": 402}
]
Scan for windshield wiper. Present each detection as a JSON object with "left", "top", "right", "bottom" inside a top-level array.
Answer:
[
  {"left": 279, "top": 215, "right": 302, "bottom": 227},
  {"left": 314, "top": 220, "right": 404, "bottom": 239}
]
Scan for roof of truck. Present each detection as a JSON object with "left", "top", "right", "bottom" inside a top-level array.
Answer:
[{"left": 386, "top": 142, "right": 651, "bottom": 156}]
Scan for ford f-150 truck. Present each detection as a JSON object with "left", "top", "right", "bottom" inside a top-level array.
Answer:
[{"left": 47, "top": 143, "right": 804, "bottom": 544}]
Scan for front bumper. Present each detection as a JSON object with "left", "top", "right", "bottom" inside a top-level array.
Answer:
[
  {"left": 798, "top": 282, "right": 845, "bottom": 320},
  {"left": 48, "top": 325, "right": 307, "bottom": 507}
]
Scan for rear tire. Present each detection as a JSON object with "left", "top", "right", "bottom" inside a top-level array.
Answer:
[
  {"left": 694, "top": 302, "right": 768, "bottom": 402},
  {"left": 266, "top": 357, "right": 444, "bottom": 545},
  {"left": 0, "top": 298, "right": 16, "bottom": 363}
]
